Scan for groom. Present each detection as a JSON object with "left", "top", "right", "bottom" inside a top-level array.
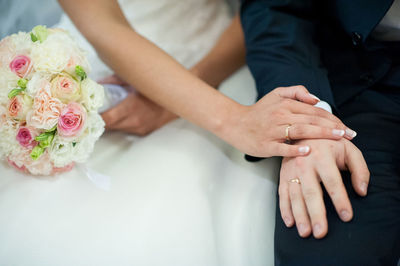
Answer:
[{"left": 241, "top": 0, "right": 400, "bottom": 265}]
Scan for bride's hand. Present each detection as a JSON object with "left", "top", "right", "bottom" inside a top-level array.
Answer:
[
  {"left": 99, "top": 74, "right": 177, "bottom": 136},
  {"left": 101, "top": 93, "right": 177, "bottom": 136},
  {"left": 220, "top": 85, "right": 356, "bottom": 158}
]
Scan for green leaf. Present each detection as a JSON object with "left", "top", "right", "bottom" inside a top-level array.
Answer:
[
  {"left": 75, "top": 65, "right": 87, "bottom": 81},
  {"left": 17, "top": 78, "right": 28, "bottom": 89},
  {"left": 8, "top": 88, "right": 23, "bottom": 99},
  {"left": 30, "top": 32, "right": 38, "bottom": 42},
  {"left": 32, "top": 25, "right": 48, "bottom": 43},
  {"left": 30, "top": 146, "right": 45, "bottom": 160}
]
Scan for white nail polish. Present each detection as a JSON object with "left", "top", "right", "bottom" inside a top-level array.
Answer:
[
  {"left": 340, "top": 210, "right": 351, "bottom": 221},
  {"left": 313, "top": 223, "right": 323, "bottom": 236},
  {"left": 298, "top": 223, "right": 308, "bottom": 236},
  {"left": 345, "top": 128, "right": 357, "bottom": 138},
  {"left": 332, "top": 129, "right": 345, "bottom": 137},
  {"left": 298, "top": 146, "right": 310, "bottom": 154},
  {"left": 309, "top": 93, "right": 320, "bottom": 101},
  {"left": 360, "top": 182, "right": 368, "bottom": 194}
]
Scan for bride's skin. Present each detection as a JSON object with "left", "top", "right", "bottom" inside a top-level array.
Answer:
[
  {"left": 58, "top": 0, "right": 355, "bottom": 158},
  {"left": 100, "top": 15, "right": 246, "bottom": 136}
]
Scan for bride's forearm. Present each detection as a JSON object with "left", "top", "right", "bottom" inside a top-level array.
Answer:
[
  {"left": 58, "top": 0, "right": 241, "bottom": 136},
  {"left": 191, "top": 15, "right": 246, "bottom": 88}
]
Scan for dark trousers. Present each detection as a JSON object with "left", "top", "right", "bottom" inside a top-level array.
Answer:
[{"left": 274, "top": 86, "right": 400, "bottom": 266}]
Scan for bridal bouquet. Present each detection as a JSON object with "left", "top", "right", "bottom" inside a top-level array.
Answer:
[{"left": 0, "top": 26, "right": 105, "bottom": 175}]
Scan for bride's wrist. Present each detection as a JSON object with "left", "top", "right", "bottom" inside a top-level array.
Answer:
[{"left": 208, "top": 97, "right": 246, "bottom": 142}]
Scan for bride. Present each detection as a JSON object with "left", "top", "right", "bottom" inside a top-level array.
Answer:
[{"left": 0, "top": 0, "right": 353, "bottom": 265}]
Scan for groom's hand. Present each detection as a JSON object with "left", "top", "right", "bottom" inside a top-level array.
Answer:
[
  {"left": 101, "top": 93, "right": 178, "bottom": 136},
  {"left": 278, "top": 138, "right": 370, "bottom": 239}
]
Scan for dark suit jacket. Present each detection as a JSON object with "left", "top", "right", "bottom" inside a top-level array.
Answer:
[{"left": 240, "top": 0, "right": 397, "bottom": 109}]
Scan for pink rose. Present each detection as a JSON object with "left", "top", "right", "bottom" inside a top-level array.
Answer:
[
  {"left": 26, "top": 84, "right": 64, "bottom": 130},
  {"left": 52, "top": 162, "right": 75, "bottom": 174},
  {"left": 58, "top": 102, "right": 86, "bottom": 138},
  {"left": 9, "top": 55, "right": 33, "bottom": 78},
  {"left": 7, "top": 148, "right": 53, "bottom": 176},
  {"left": 7, "top": 158, "right": 28, "bottom": 173},
  {"left": 7, "top": 94, "right": 32, "bottom": 120},
  {"left": 16, "top": 126, "right": 39, "bottom": 148},
  {"left": 50, "top": 74, "right": 80, "bottom": 103}
]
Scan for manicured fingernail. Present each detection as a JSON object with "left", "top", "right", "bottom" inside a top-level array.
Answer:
[
  {"left": 283, "top": 217, "right": 292, "bottom": 227},
  {"left": 309, "top": 93, "right": 320, "bottom": 101},
  {"left": 345, "top": 128, "right": 357, "bottom": 139},
  {"left": 298, "top": 146, "right": 310, "bottom": 154},
  {"left": 313, "top": 223, "right": 323, "bottom": 237},
  {"left": 332, "top": 129, "right": 345, "bottom": 137},
  {"left": 298, "top": 223, "right": 309, "bottom": 236},
  {"left": 360, "top": 181, "right": 368, "bottom": 195},
  {"left": 340, "top": 210, "right": 351, "bottom": 221}
]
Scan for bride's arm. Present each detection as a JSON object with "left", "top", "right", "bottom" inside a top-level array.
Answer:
[
  {"left": 100, "top": 14, "right": 244, "bottom": 135},
  {"left": 58, "top": 0, "right": 353, "bottom": 158},
  {"left": 191, "top": 14, "right": 246, "bottom": 88},
  {"left": 59, "top": 0, "right": 234, "bottom": 134}
]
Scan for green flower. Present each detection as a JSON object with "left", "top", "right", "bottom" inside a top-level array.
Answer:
[
  {"left": 17, "top": 78, "right": 28, "bottom": 89},
  {"left": 31, "top": 25, "right": 48, "bottom": 43},
  {"left": 75, "top": 65, "right": 87, "bottom": 81}
]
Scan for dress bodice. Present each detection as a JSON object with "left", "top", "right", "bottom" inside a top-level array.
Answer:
[{"left": 56, "top": 0, "right": 231, "bottom": 80}]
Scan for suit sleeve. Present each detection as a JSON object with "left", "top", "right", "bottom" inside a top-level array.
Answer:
[{"left": 240, "top": 0, "right": 336, "bottom": 106}]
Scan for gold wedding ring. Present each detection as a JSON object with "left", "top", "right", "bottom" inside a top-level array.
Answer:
[
  {"left": 289, "top": 178, "right": 301, "bottom": 184},
  {"left": 285, "top": 125, "right": 292, "bottom": 142}
]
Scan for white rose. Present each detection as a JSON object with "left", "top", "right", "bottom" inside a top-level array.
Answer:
[
  {"left": 0, "top": 36, "right": 16, "bottom": 69},
  {"left": 0, "top": 116, "right": 19, "bottom": 159},
  {"left": 30, "top": 33, "right": 71, "bottom": 74},
  {"left": 26, "top": 72, "right": 52, "bottom": 98},
  {"left": 0, "top": 68, "right": 19, "bottom": 105},
  {"left": 48, "top": 135, "right": 75, "bottom": 168},
  {"left": 10, "top": 32, "right": 32, "bottom": 54},
  {"left": 73, "top": 112, "right": 105, "bottom": 162},
  {"left": 81, "top": 78, "right": 104, "bottom": 112}
]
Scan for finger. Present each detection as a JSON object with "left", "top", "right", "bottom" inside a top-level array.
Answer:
[
  {"left": 344, "top": 141, "right": 370, "bottom": 196},
  {"left": 279, "top": 163, "right": 295, "bottom": 227},
  {"left": 287, "top": 100, "right": 343, "bottom": 124},
  {"left": 296, "top": 157, "right": 328, "bottom": 239},
  {"left": 287, "top": 114, "right": 355, "bottom": 140},
  {"left": 274, "top": 85, "right": 320, "bottom": 105},
  {"left": 97, "top": 74, "right": 120, "bottom": 84},
  {"left": 271, "top": 143, "right": 311, "bottom": 157},
  {"left": 101, "top": 98, "right": 132, "bottom": 128},
  {"left": 111, "top": 116, "right": 153, "bottom": 136},
  {"left": 289, "top": 178, "right": 312, "bottom": 238},
  {"left": 316, "top": 153, "right": 353, "bottom": 222},
  {"left": 277, "top": 124, "right": 345, "bottom": 141}
]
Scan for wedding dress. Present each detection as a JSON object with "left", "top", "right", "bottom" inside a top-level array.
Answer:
[{"left": 0, "top": 1, "right": 278, "bottom": 265}]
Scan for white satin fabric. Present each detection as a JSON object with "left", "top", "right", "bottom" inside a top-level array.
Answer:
[
  {"left": 55, "top": 0, "right": 232, "bottom": 80},
  {"left": 0, "top": 0, "right": 278, "bottom": 265},
  {"left": 0, "top": 68, "right": 278, "bottom": 266}
]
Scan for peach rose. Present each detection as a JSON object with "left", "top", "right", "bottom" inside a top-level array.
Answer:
[
  {"left": 50, "top": 73, "right": 80, "bottom": 103},
  {"left": 26, "top": 83, "right": 64, "bottom": 130},
  {"left": 7, "top": 94, "right": 32, "bottom": 120}
]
